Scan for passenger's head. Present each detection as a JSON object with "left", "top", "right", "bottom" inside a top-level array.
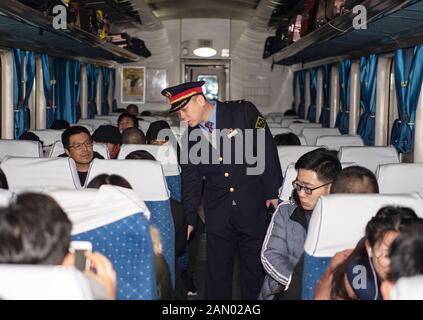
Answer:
[
  {"left": 293, "top": 148, "right": 342, "bottom": 211},
  {"left": 146, "top": 120, "right": 172, "bottom": 145},
  {"left": 19, "top": 131, "right": 41, "bottom": 143},
  {"left": 125, "top": 150, "right": 156, "bottom": 161},
  {"left": 122, "top": 127, "right": 146, "bottom": 145},
  {"left": 331, "top": 166, "right": 379, "bottom": 194},
  {"left": 0, "top": 193, "right": 71, "bottom": 265},
  {"left": 284, "top": 109, "right": 296, "bottom": 116},
  {"left": 331, "top": 206, "right": 421, "bottom": 299},
  {"left": 381, "top": 222, "right": 423, "bottom": 299},
  {"left": 62, "top": 126, "right": 94, "bottom": 170},
  {"left": 0, "top": 168, "right": 8, "bottom": 190},
  {"left": 92, "top": 125, "right": 122, "bottom": 159},
  {"left": 274, "top": 133, "right": 301, "bottom": 146},
  {"left": 140, "top": 111, "right": 152, "bottom": 117},
  {"left": 50, "top": 120, "right": 70, "bottom": 130},
  {"left": 87, "top": 174, "right": 132, "bottom": 189},
  {"left": 126, "top": 104, "right": 139, "bottom": 116},
  {"left": 118, "top": 112, "right": 138, "bottom": 133}
]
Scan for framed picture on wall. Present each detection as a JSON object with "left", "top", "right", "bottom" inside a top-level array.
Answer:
[
  {"left": 121, "top": 66, "right": 145, "bottom": 104},
  {"left": 146, "top": 69, "right": 167, "bottom": 102}
]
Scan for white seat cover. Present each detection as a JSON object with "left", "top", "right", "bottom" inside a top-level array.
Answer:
[
  {"left": 316, "top": 135, "right": 364, "bottom": 151},
  {"left": 305, "top": 193, "right": 423, "bottom": 257},
  {"left": 44, "top": 185, "right": 151, "bottom": 234},
  {"left": 289, "top": 122, "right": 321, "bottom": 135},
  {"left": 94, "top": 115, "right": 119, "bottom": 125},
  {"left": 338, "top": 146, "right": 400, "bottom": 173},
  {"left": 390, "top": 276, "right": 423, "bottom": 300},
  {"left": 302, "top": 128, "right": 341, "bottom": 145},
  {"left": 268, "top": 122, "right": 282, "bottom": 128},
  {"left": 281, "top": 118, "right": 308, "bottom": 128},
  {"left": 270, "top": 127, "right": 293, "bottom": 136},
  {"left": 0, "top": 140, "right": 42, "bottom": 161},
  {"left": 29, "top": 129, "right": 64, "bottom": 147},
  {"left": 0, "top": 265, "right": 93, "bottom": 300},
  {"left": 72, "top": 123, "right": 94, "bottom": 132},
  {"left": 0, "top": 157, "right": 81, "bottom": 190},
  {"left": 377, "top": 163, "right": 423, "bottom": 196},
  {"left": 0, "top": 189, "right": 13, "bottom": 207},
  {"left": 118, "top": 143, "right": 180, "bottom": 176},
  {"left": 138, "top": 120, "right": 151, "bottom": 134},
  {"left": 277, "top": 145, "right": 319, "bottom": 175},
  {"left": 86, "top": 159, "right": 169, "bottom": 201},
  {"left": 49, "top": 141, "right": 110, "bottom": 159},
  {"left": 77, "top": 119, "right": 111, "bottom": 131}
]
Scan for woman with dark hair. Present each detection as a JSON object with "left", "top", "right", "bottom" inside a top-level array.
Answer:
[
  {"left": 0, "top": 169, "right": 8, "bottom": 190},
  {"left": 87, "top": 174, "right": 132, "bottom": 189},
  {"left": 145, "top": 120, "right": 173, "bottom": 145},
  {"left": 314, "top": 206, "right": 422, "bottom": 300}
]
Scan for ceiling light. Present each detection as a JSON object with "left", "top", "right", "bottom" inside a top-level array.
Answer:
[{"left": 193, "top": 47, "right": 217, "bottom": 57}]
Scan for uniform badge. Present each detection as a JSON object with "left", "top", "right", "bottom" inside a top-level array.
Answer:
[
  {"left": 164, "top": 91, "right": 172, "bottom": 98},
  {"left": 255, "top": 116, "right": 266, "bottom": 129},
  {"left": 227, "top": 128, "right": 238, "bottom": 138}
]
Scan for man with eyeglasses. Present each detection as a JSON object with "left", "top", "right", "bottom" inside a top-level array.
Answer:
[
  {"left": 259, "top": 148, "right": 342, "bottom": 300},
  {"left": 60, "top": 126, "right": 104, "bottom": 186}
]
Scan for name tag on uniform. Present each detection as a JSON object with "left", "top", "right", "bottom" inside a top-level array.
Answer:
[{"left": 227, "top": 128, "right": 238, "bottom": 139}]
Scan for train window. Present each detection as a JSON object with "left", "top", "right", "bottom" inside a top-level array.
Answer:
[{"left": 197, "top": 75, "right": 218, "bottom": 100}]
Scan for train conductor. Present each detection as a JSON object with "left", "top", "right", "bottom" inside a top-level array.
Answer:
[{"left": 161, "top": 81, "right": 282, "bottom": 299}]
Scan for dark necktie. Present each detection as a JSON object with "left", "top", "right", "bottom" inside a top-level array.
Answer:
[{"left": 205, "top": 121, "right": 214, "bottom": 133}]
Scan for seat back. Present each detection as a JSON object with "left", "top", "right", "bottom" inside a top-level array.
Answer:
[
  {"left": 302, "top": 128, "right": 341, "bottom": 145},
  {"left": 277, "top": 145, "right": 319, "bottom": 175},
  {"left": 0, "top": 189, "right": 13, "bottom": 207},
  {"left": 270, "top": 127, "right": 293, "bottom": 136},
  {"left": 338, "top": 146, "right": 400, "bottom": 173},
  {"left": 45, "top": 185, "right": 157, "bottom": 300},
  {"left": 49, "top": 141, "right": 110, "bottom": 159},
  {"left": 29, "top": 129, "right": 64, "bottom": 147},
  {"left": 85, "top": 159, "right": 174, "bottom": 285},
  {"left": 281, "top": 118, "right": 308, "bottom": 128},
  {"left": 77, "top": 119, "right": 111, "bottom": 131},
  {"left": 0, "top": 265, "right": 94, "bottom": 300},
  {"left": 0, "top": 157, "right": 81, "bottom": 190},
  {"left": 138, "top": 120, "right": 151, "bottom": 133},
  {"left": 94, "top": 115, "right": 119, "bottom": 125},
  {"left": 316, "top": 135, "right": 364, "bottom": 151},
  {"left": 0, "top": 140, "right": 42, "bottom": 161},
  {"left": 377, "top": 163, "right": 423, "bottom": 196},
  {"left": 302, "top": 193, "right": 423, "bottom": 300},
  {"left": 289, "top": 122, "right": 321, "bottom": 135}
]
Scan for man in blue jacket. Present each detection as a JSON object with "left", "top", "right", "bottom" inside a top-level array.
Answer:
[{"left": 161, "top": 81, "right": 282, "bottom": 299}]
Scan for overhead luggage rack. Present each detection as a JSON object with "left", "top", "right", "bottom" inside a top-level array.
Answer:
[
  {"left": 267, "top": 0, "right": 423, "bottom": 66},
  {"left": 0, "top": 0, "right": 141, "bottom": 64}
]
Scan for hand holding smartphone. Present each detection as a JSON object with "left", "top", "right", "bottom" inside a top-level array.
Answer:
[{"left": 69, "top": 241, "right": 92, "bottom": 272}]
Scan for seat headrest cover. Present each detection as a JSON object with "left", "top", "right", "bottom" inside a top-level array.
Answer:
[
  {"left": 44, "top": 185, "right": 150, "bottom": 234},
  {"left": 377, "top": 163, "right": 423, "bottom": 196},
  {"left": 0, "top": 265, "right": 93, "bottom": 300},
  {"left": 29, "top": 129, "right": 64, "bottom": 146},
  {"left": 316, "top": 135, "right": 364, "bottom": 151},
  {"left": 338, "top": 146, "right": 399, "bottom": 173},
  {"left": 390, "top": 275, "right": 423, "bottom": 300},
  {"left": 0, "top": 189, "right": 13, "bottom": 207},
  {"left": 0, "top": 140, "right": 42, "bottom": 161},
  {"left": 277, "top": 146, "right": 319, "bottom": 174},
  {"left": 302, "top": 128, "right": 341, "bottom": 145},
  {"left": 305, "top": 193, "right": 423, "bottom": 257}
]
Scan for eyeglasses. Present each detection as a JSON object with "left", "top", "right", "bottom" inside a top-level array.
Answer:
[
  {"left": 372, "top": 251, "right": 390, "bottom": 268},
  {"left": 292, "top": 180, "right": 331, "bottom": 195},
  {"left": 68, "top": 141, "right": 93, "bottom": 151}
]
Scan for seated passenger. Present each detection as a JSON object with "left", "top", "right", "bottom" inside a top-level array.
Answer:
[
  {"left": 92, "top": 125, "right": 122, "bottom": 159},
  {"left": 331, "top": 166, "right": 379, "bottom": 194},
  {"left": 140, "top": 111, "right": 152, "bottom": 117},
  {"left": 318, "top": 206, "right": 421, "bottom": 300},
  {"left": 381, "top": 222, "right": 423, "bottom": 299},
  {"left": 274, "top": 133, "right": 301, "bottom": 146},
  {"left": 284, "top": 109, "right": 297, "bottom": 116},
  {"left": 125, "top": 150, "right": 156, "bottom": 161},
  {"left": 86, "top": 173, "right": 173, "bottom": 300},
  {"left": 60, "top": 126, "right": 104, "bottom": 186},
  {"left": 259, "top": 148, "right": 342, "bottom": 300},
  {"left": 0, "top": 168, "right": 8, "bottom": 190},
  {"left": 146, "top": 120, "right": 174, "bottom": 145},
  {"left": 19, "top": 131, "right": 42, "bottom": 144},
  {"left": 117, "top": 112, "right": 139, "bottom": 134},
  {"left": 126, "top": 104, "right": 139, "bottom": 117},
  {"left": 0, "top": 192, "right": 116, "bottom": 299},
  {"left": 50, "top": 119, "right": 70, "bottom": 130},
  {"left": 122, "top": 127, "right": 146, "bottom": 145}
]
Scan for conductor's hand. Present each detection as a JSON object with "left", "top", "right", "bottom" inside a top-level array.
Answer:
[
  {"left": 266, "top": 199, "right": 279, "bottom": 212},
  {"left": 187, "top": 224, "right": 194, "bottom": 241}
]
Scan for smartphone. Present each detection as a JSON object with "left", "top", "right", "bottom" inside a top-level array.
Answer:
[{"left": 69, "top": 241, "right": 92, "bottom": 271}]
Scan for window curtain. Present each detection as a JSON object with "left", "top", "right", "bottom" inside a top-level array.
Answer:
[
  {"left": 41, "top": 54, "right": 53, "bottom": 128},
  {"left": 54, "top": 59, "right": 78, "bottom": 124},
  {"left": 307, "top": 68, "right": 318, "bottom": 123},
  {"left": 87, "top": 64, "right": 98, "bottom": 119},
  {"left": 111, "top": 68, "right": 117, "bottom": 112},
  {"left": 297, "top": 70, "right": 306, "bottom": 118},
  {"left": 292, "top": 71, "right": 297, "bottom": 111},
  {"left": 357, "top": 55, "right": 378, "bottom": 145},
  {"left": 13, "top": 49, "right": 23, "bottom": 139},
  {"left": 73, "top": 61, "right": 81, "bottom": 122},
  {"left": 319, "top": 64, "right": 332, "bottom": 128},
  {"left": 335, "top": 60, "right": 352, "bottom": 134},
  {"left": 101, "top": 67, "right": 110, "bottom": 115},
  {"left": 390, "top": 45, "right": 423, "bottom": 154}
]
